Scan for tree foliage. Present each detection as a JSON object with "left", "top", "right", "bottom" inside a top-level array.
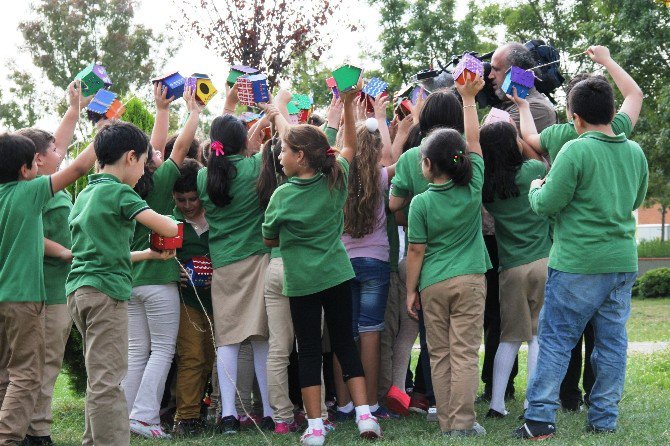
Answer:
[
  {"left": 0, "top": 65, "right": 42, "bottom": 131},
  {"left": 179, "top": 0, "right": 345, "bottom": 88}
]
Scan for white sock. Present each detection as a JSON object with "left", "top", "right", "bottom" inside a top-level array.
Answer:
[
  {"left": 355, "top": 404, "right": 371, "bottom": 420},
  {"left": 490, "top": 341, "right": 521, "bottom": 414},
  {"left": 250, "top": 340, "right": 273, "bottom": 418},
  {"left": 369, "top": 403, "right": 379, "bottom": 413},
  {"left": 308, "top": 417, "right": 324, "bottom": 431},
  {"left": 338, "top": 401, "right": 354, "bottom": 413},
  {"left": 217, "top": 343, "right": 241, "bottom": 418},
  {"left": 525, "top": 336, "right": 539, "bottom": 409}
]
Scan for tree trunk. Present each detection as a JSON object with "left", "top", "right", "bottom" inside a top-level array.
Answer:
[{"left": 662, "top": 205, "right": 667, "bottom": 242}]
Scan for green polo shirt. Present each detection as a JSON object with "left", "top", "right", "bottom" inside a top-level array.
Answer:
[
  {"left": 262, "top": 157, "right": 355, "bottom": 296},
  {"left": 484, "top": 160, "right": 552, "bottom": 270},
  {"left": 43, "top": 190, "right": 73, "bottom": 305},
  {"left": 131, "top": 159, "right": 181, "bottom": 286},
  {"left": 66, "top": 174, "right": 150, "bottom": 301},
  {"left": 0, "top": 175, "right": 53, "bottom": 303},
  {"left": 175, "top": 209, "right": 212, "bottom": 314},
  {"left": 386, "top": 208, "right": 399, "bottom": 273},
  {"left": 529, "top": 131, "right": 648, "bottom": 274},
  {"left": 197, "top": 152, "right": 269, "bottom": 268},
  {"left": 408, "top": 154, "right": 491, "bottom": 291},
  {"left": 390, "top": 146, "right": 429, "bottom": 199},
  {"left": 540, "top": 112, "right": 632, "bottom": 163}
]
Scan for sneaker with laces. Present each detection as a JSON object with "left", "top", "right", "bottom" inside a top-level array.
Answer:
[
  {"left": 372, "top": 406, "right": 397, "bottom": 420},
  {"left": 274, "top": 420, "right": 300, "bottom": 434},
  {"left": 445, "top": 422, "right": 487, "bottom": 437},
  {"left": 217, "top": 415, "right": 241, "bottom": 434},
  {"left": 513, "top": 420, "right": 556, "bottom": 440},
  {"left": 486, "top": 408, "right": 507, "bottom": 418},
  {"left": 173, "top": 418, "right": 205, "bottom": 437},
  {"left": 238, "top": 414, "right": 261, "bottom": 427},
  {"left": 408, "top": 393, "right": 429, "bottom": 414},
  {"left": 357, "top": 413, "right": 382, "bottom": 439},
  {"left": 129, "top": 419, "right": 171, "bottom": 439},
  {"left": 300, "top": 427, "right": 325, "bottom": 446}
]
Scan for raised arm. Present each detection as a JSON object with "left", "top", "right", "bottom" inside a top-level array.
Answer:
[
  {"left": 170, "top": 86, "right": 203, "bottom": 167},
  {"left": 53, "top": 80, "right": 91, "bottom": 157},
  {"left": 150, "top": 82, "right": 175, "bottom": 163},
  {"left": 50, "top": 142, "right": 96, "bottom": 193},
  {"left": 337, "top": 90, "right": 358, "bottom": 164},
  {"left": 134, "top": 209, "right": 179, "bottom": 237},
  {"left": 586, "top": 45, "right": 643, "bottom": 127},
  {"left": 455, "top": 76, "right": 485, "bottom": 157},
  {"left": 373, "top": 94, "right": 393, "bottom": 166},
  {"left": 223, "top": 83, "right": 239, "bottom": 116},
  {"left": 508, "top": 89, "right": 543, "bottom": 154},
  {"left": 44, "top": 238, "right": 72, "bottom": 263}
]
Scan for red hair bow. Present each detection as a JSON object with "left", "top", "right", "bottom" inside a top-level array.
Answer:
[{"left": 211, "top": 141, "right": 225, "bottom": 157}]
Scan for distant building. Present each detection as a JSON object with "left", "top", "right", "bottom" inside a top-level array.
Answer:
[{"left": 636, "top": 204, "right": 669, "bottom": 242}]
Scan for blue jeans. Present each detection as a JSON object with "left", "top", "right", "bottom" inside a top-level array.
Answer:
[
  {"left": 350, "top": 257, "right": 390, "bottom": 338},
  {"left": 525, "top": 268, "right": 636, "bottom": 430}
]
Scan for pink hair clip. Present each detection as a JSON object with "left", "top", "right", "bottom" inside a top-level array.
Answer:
[
  {"left": 326, "top": 147, "right": 337, "bottom": 157},
  {"left": 211, "top": 141, "right": 225, "bottom": 157}
]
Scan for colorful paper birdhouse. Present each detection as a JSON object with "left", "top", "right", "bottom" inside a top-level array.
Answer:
[
  {"left": 86, "top": 89, "right": 125, "bottom": 121},
  {"left": 240, "top": 111, "right": 261, "bottom": 129},
  {"left": 332, "top": 64, "right": 364, "bottom": 93},
  {"left": 184, "top": 256, "right": 213, "bottom": 287},
  {"left": 326, "top": 77, "right": 339, "bottom": 99},
  {"left": 150, "top": 223, "right": 184, "bottom": 251},
  {"left": 186, "top": 73, "right": 217, "bottom": 105},
  {"left": 286, "top": 101, "right": 300, "bottom": 115},
  {"left": 395, "top": 99, "right": 413, "bottom": 119},
  {"left": 483, "top": 108, "right": 512, "bottom": 126},
  {"left": 152, "top": 71, "right": 186, "bottom": 100},
  {"left": 453, "top": 53, "right": 484, "bottom": 85},
  {"left": 501, "top": 66, "right": 535, "bottom": 99},
  {"left": 410, "top": 85, "right": 429, "bottom": 104},
  {"left": 75, "top": 63, "right": 112, "bottom": 97},
  {"left": 291, "top": 94, "right": 314, "bottom": 123},
  {"left": 227, "top": 65, "right": 260, "bottom": 87},
  {"left": 236, "top": 74, "right": 270, "bottom": 106},
  {"left": 362, "top": 77, "right": 388, "bottom": 98}
]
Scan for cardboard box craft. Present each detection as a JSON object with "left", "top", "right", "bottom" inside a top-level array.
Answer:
[
  {"left": 227, "top": 65, "right": 260, "bottom": 87},
  {"left": 86, "top": 89, "right": 125, "bottom": 121},
  {"left": 483, "top": 108, "right": 512, "bottom": 126},
  {"left": 184, "top": 256, "right": 213, "bottom": 287},
  {"left": 186, "top": 73, "right": 218, "bottom": 105},
  {"left": 501, "top": 66, "right": 535, "bottom": 99},
  {"left": 332, "top": 64, "right": 364, "bottom": 93},
  {"left": 452, "top": 53, "right": 484, "bottom": 85},
  {"left": 362, "top": 77, "right": 388, "bottom": 98},
  {"left": 75, "top": 63, "right": 112, "bottom": 97},
  {"left": 236, "top": 74, "right": 270, "bottom": 106},
  {"left": 152, "top": 71, "right": 186, "bottom": 100},
  {"left": 326, "top": 77, "right": 340, "bottom": 99},
  {"left": 150, "top": 223, "right": 184, "bottom": 250},
  {"left": 286, "top": 101, "right": 300, "bottom": 115}
]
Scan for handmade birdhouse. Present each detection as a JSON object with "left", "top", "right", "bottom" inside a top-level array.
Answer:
[
  {"left": 184, "top": 255, "right": 213, "bottom": 287},
  {"left": 326, "top": 77, "right": 339, "bottom": 99},
  {"left": 152, "top": 71, "right": 186, "bottom": 100},
  {"left": 186, "top": 74, "right": 217, "bottom": 105},
  {"left": 227, "top": 65, "right": 260, "bottom": 87},
  {"left": 394, "top": 99, "right": 413, "bottom": 119},
  {"left": 291, "top": 94, "right": 314, "bottom": 123},
  {"left": 452, "top": 53, "right": 484, "bottom": 85},
  {"left": 483, "top": 108, "right": 512, "bottom": 126},
  {"left": 286, "top": 101, "right": 300, "bottom": 116},
  {"left": 75, "top": 63, "right": 112, "bottom": 97},
  {"left": 332, "top": 64, "right": 364, "bottom": 93},
  {"left": 501, "top": 66, "right": 535, "bottom": 99},
  {"left": 362, "top": 77, "right": 388, "bottom": 99},
  {"left": 236, "top": 74, "right": 270, "bottom": 106},
  {"left": 240, "top": 111, "right": 261, "bottom": 129},
  {"left": 86, "top": 89, "right": 125, "bottom": 121},
  {"left": 150, "top": 223, "right": 184, "bottom": 251}
]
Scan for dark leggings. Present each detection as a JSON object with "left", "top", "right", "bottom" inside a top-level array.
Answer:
[{"left": 289, "top": 280, "right": 365, "bottom": 388}]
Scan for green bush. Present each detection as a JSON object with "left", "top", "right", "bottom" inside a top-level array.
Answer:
[
  {"left": 638, "top": 239, "right": 670, "bottom": 258},
  {"left": 637, "top": 268, "right": 670, "bottom": 298}
]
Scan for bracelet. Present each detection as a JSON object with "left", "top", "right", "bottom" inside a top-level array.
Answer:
[{"left": 463, "top": 104, "right": 477, "bottom": 109}]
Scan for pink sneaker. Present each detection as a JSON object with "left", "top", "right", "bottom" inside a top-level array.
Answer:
[
  {"left": 274, "top": 420, "right": 299, "bottom": 434},
  {"left": 357, "top": 413, "right": 382, "bottom": 439},
  {"left": 300, "top": 427, "right": 325, "bottom": 446}
]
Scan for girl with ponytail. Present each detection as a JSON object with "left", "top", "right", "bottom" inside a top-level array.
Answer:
[
  {"left": 261, "top": 89, "right": 383, "bottom": 445},
  {"left": 405, "top": 77, "right": 491, "bottom": 437},
  {"left": 196, "top": 113, "right": 273, "bottom": 434}
]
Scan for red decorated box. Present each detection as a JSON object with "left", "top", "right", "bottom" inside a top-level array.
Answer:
[{"left": 150, "top": 223, "right": 184, "bottom": 250}]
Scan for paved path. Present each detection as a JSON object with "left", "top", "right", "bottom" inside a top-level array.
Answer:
[{"left": 412, "top": 341, "right": 670, "bottom": 354}]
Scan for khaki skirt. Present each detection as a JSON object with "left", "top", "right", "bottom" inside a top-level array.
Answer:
[{"left": 212, "top": 254, "right": 270, "bottom": 346}]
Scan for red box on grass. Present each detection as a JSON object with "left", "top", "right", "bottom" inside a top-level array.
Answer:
[
  {"left": 150, "top": 223, "right": 184, "bottom": 250},
  {"left": 385, "top": 385, "right": 410, "bottom": 416}
]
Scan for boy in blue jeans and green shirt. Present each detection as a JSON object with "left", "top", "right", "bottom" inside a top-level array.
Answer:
[{"left": 514, "top": 76, "right": 648, "bottom": 439}]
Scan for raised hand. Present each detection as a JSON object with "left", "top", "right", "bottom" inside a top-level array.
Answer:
[
  {"left": 184, "top": 86, "right": 205, "bottom": 114},
  {"left": 585, "top": 45, "right": 612, "bottom": 66},
  {"left": 373, "top": 94, "right": 390, "bottom": 120},
  {"left": 153, "top": 82, "right": 175, "bottom": 111},
  {"left": 68, "top": 80, "right": 93, "bottom": 110},
  {"left": 456, "top": 75, "right": 485, "bottom": 100}
]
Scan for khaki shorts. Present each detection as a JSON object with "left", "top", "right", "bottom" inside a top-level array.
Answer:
[{"left": 499, "top": 257, "right": 548, "bottom": 342}]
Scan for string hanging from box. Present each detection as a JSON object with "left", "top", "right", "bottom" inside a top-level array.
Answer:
[{"left": 527, "top": 50, "right": 586, "bottom": 72}]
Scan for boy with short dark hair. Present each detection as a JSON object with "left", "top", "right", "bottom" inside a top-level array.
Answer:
[
  {"left": 515, "top": 76, "right": 648, "bottom": 439},
  {"left": 0, "top": 124, "right": 96, "bottom": 445},
  {"left": 65, "top": 121, "right": 179, "bottom": 446}
]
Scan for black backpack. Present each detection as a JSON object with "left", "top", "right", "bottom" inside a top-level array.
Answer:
[{"left": 524, "top": 39, "right": 565, "bottom": 104}]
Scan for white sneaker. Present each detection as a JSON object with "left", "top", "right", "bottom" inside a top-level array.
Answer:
[
  {"left": 357, "top": 413, "right": 382, "bottom": 439},
  {"left": 300, "top": 426, "right": 326, "bottom": 446},
  {"left": 129, "top": 419, "right": 172, "bottom": 439}
]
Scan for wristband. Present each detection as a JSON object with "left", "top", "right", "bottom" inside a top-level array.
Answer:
[{"left": 463, "top": 104, "right": 477, "bottom": 109}]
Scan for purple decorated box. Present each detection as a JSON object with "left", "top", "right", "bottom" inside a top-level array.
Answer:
[
  {"left": 453, "top": 54, "right": 484, "bottom": 85},
  {"left": 501, "top": 66, "right": 535, "bottom": 99}
]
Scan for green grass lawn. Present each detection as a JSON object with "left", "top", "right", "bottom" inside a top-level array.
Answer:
[{"left": 50, "top": 299, "right": 670, "bottom": 445}]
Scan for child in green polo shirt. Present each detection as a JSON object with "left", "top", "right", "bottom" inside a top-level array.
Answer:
[
  {"left": 515, "top": 77, "right": 648, "bottom": 440},
  {"left": 0, "top": 125, "right": 96, "bottom": 445},
  {"left": 262, "top": 89, "right": 382, "bottom": 446},
  {"left": 405, "top": 76, "right": 490, "bottom": 437},
  {"left": 66, "top": 121, "right": 179, "bottom": 446}
]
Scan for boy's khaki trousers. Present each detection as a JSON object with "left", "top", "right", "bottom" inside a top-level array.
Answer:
[
  {"left": 421, "top": 274, "right": 485, "bottom": 432},
  {"left": 0, "top": 301, "right": 45, "bottom": 445},
  {"left": 68, "top": 287, "right": 129, "bottom": 446}
]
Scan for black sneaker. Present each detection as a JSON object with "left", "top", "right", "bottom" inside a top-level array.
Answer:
[
  {"left": 20, "top": 436, "right": 56, "bottom": 446},
  {"left": 485, "top": 408, "right": 507, "bottom": 419},
  {"left": 513, "top": 420, "right": 556, "bottom": 440},
  {"left": 586, "top": 424, "right": 616, "bottom": 434},
  {"left": 217, "top": 415, "right": 240, "bottom": 434},
  {"left": 260, "top": 416, "right": 275, "bottom": 431},
  {"left": 173, "top": 418, "right": 205, "bottom": 437},
  {"left": 475, "top": 393, "right": 491, "bottom": 404}
]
